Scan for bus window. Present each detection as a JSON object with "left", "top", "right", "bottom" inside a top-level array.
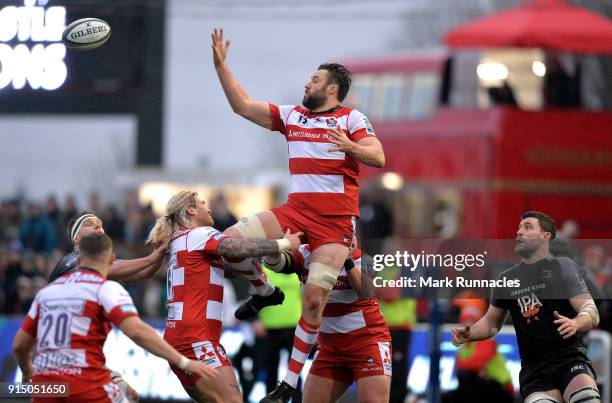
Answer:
[
  {"left": 408, "top": 72, "right": 439, "bottom": 120},
  {"left": 379, "top": 74, "right": 405, "bottom": 121},
  {"left": 346, "top": 74, "right": 374, "bottom": 116}
]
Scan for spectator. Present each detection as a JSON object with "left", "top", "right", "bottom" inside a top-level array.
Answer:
[
  {"left": 488, "top": 80, "right": 518, "bottom": 107},
  {"left": 376, "top": 238, "right": 416, "bottom": 403},
  {"left": 0, "top": 199, "right": 22, "bottom": 243},
  {"left": 442, "top": 297, "right": 514, "bottom": 403},
  {"left": 60, "top": 195, "right": 78, "bottom": 252},
  {"left": 19, "top": 204, "right": 57, "bottom": 254},
  {"left": 257, "top": 267, "right": 303, "bottom": 402},
  {"left": 101, "top": 205, "right": 125, "bottom": 242},
  {"left": 551, "top": 219, "right": 580, "bottom": 261},
  {"left": 45, "top": 196, "right": 63, "bottom": 244},
  {"left": 583, "top": 245, "right": 606, "bottom": 287},
  {"left": 358, "top": 192, "right": 393, "bottom": 255},
  {"left": 544, "top": 56, "right": 580, "bottom": 108},
  {"left": 89, "top": 192, "right": 101, "bottom": 214},
  {"left": 210, "top": 193, "right": 237, "bottom": 232}
]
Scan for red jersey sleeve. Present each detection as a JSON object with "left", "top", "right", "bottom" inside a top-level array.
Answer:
[
  {"left": 268, "top": 104, "right": 297, "bottom": 135},
  {"left": 98, "top": 281, "right": 139, "bottom": 326},
  {"left": 186, "top": 226, "right": 228, "bottom": 255},
  {"left": 21, "top": 295, "right": 40, "bottom": 336},
  {"left": 347, "top": 109, "right": 377, "bottom": 142}
]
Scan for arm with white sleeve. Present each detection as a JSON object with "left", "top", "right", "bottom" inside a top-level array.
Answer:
[{"left": 99, "top": 281, "right": 218, "bottom": 381}]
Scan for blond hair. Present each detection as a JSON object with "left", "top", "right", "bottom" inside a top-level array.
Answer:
[{"left": 146, "top": 191, "right": 199, "bottom": 244}]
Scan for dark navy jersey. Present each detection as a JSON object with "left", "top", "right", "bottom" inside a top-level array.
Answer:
[
  {"left": 491, "top": 255, "right": 590, "bottom": 364},
  {"left": 49, "top": 250, "right": 79, "bottom": 283}
]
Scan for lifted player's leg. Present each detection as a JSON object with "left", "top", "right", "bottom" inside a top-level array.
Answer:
[
  {"left": 225, "top": 210, "right": 287, "bottom": 319},
  {"left": 261, "top": 242, "right": 348, "bottom": 403},
  {"left": 524, "top": 390, "right": 562, "bottom": 403}
]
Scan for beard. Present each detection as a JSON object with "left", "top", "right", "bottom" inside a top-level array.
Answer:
[
  {"left": 515, "top": 238, "right": 544, "bottom": 258},
  {"left": 302, "top": 89, "right": 326, "bottom": 110}
]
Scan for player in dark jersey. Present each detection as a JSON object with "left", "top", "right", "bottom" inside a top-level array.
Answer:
[
  {"left": 49, "top": 212, "right": 167, "bottom": 283},
  {"left": 452, "top": 211, "right": 601, "bottom": 403},
  {"left": 47, "top": 212, "right": 168, "bottom": 401}
]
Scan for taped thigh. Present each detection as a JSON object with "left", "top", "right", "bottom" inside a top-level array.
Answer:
[
  {"left": 306, "top": 262, "right": 340, "bottom": 291},
  {"left": 568, "top": 386, "right": 600, "bottom": 403},
  {"left": 525, "top": 392, "right": 561, "bottom": 403},
  {"left": 230, "top": 214, "right": 266, "bottom": 239}
]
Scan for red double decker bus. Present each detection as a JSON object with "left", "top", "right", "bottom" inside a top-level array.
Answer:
[{"left": 344, "top": 51, "right": 612, "bottom": 239}]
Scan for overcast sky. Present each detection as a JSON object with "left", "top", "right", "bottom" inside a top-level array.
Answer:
[{"left": 163, "top": 0, "right": 435, "bottom": 169}]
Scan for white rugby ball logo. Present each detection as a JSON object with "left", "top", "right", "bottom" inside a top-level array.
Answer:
[{"left": 62, "top": 18, "right": 111, "bottom": 50}]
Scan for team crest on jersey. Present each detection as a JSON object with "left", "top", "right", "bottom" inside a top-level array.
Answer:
[
  {"left": 517, "top": 292, "right": 543, "bottom": 324},
  {"left": 541, "top": 269, "right": 553, "bottom": 280},
  {"left": 361, "top": 116, "right": 375, "bottom": 135},
  {"left": 326, "top": 117, "right": 337, "bottom": 127},
  {"left": 217, "top": 345, "right": 227, "bottom": 358}
]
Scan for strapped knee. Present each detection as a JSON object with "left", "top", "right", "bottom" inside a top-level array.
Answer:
[
  {"left": 230, "top": 214, "right": 266, "bottom": 238},
  {"left": 525, "top": 392, "right": 561, "bottom": 403},
  {"left": 306, "top": 262, "right": 340, "bottom": 291},
  {"left": 568, "top": 386, "right": 600, "bottom": 403}
]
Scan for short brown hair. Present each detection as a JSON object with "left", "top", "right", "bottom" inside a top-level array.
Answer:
[
  {"left": 79, "top": 233, "right": 113, "bottom": 260},
  {"left": 318, "top": 63, "right": 352, "bottom": 102},
  {"left": 521, "top": 211, "right": 556, "bottom": 239}
]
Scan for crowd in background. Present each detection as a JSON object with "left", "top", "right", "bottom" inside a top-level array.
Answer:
[
  {"left": 0, "top": 191, "right": 156, "bottom": 315},
  {"left": 2, "top": 190, "right": 612, "bottom": 320},
  {"left": 2, "top": 190, "right": 612, "bottom": 402}
]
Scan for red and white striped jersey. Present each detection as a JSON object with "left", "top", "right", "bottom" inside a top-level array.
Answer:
[
  {"left": 269, "top": 104, "right": 376, "bottom": 217},
  {"left": 21, "top": 268, "right": 138, "bottom": 392},
  {"left": 164, "top": 226, "right": 228, "bottom": 351},
  {"left": 290, "top": 245, "right": 390, "bottom": 350}
]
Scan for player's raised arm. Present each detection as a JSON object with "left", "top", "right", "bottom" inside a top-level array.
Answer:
[{"left": 211, "top": 28, "right": 273, "bottom": 129}]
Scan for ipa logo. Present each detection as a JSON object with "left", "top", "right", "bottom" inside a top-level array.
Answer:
[{"left": 517, "top": 292, "right": 542, "bottom": 324}]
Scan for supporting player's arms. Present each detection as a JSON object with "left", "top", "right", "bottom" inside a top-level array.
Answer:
[
  {"left": 218, "top": 229, "right": 302, "bottom": 259},
  {"left": 452, "top": 305, "right": 508, "bottom": 345},
  {"left": 12, "top": 329, "right": 35, "bottom": 382},
  {"left": 211, "top": 28, "right": 273, "bottom": 129},
  {"left": 108, "top": 241, "right": 168, "bottom": 282},
  {"left": 120, "top": 257, "right": 167, "bottom": 284},
  {"left": 345, "top": 255, "right": 378, "bottom": 299},
  {"left": 119, "top": 316, "right": 218, "bottom": 381}
]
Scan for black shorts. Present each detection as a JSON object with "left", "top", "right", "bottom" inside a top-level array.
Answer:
[{"left": 519, "top": 351, "right": 596, "bottom": 399}]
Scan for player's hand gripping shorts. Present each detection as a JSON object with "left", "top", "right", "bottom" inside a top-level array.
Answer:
[
  {"left": 169, "top": 340, "right": 232, "bottom": 387},
  {"left": 272, "top": 203, "right": 355, "bottom": 251}
]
